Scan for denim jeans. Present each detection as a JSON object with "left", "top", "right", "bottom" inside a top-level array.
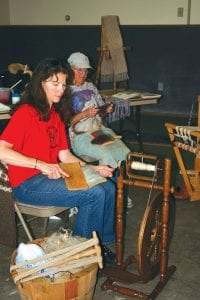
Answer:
[{"left": 13, "top": 174, "right": 116, "bottom": 244}]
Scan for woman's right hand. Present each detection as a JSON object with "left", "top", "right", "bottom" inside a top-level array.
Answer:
[
  {"left": 71, "top": 107, "right": 100, "bottom": 125},
  {"left": 37, "top": 160, "right": 69, "bottom": 179},
  {"left": 90, "top": 165, "right": 115, "bottom": 177}
]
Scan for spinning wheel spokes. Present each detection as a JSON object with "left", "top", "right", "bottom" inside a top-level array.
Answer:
[
  {"left": 146, "top": 220, "right": 162, "bottom": 260},
  {"left": 137, "top": 192, "right": 162, "bottom": 281}
]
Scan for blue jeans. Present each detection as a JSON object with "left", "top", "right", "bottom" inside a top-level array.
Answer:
[{"left": 13, "top": 174, "right": 116, "bottom": 244}]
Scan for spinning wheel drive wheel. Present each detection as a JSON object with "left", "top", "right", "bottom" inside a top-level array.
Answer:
[{"left": 137, "top": 191, "right": 175, "bottom": 282}]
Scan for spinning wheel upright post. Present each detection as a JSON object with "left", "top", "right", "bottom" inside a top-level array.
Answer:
[{"left": 102, "top": 153, "right": 176, "bottom": 299}]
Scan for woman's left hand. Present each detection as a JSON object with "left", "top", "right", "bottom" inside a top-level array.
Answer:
[
  {"left": 106, "top": 103, "right": 114, "bottom": 113},
  {"left": 90, "top": 165, "right": 115, "bottom": 177}
]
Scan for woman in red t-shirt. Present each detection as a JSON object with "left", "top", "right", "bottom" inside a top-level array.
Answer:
[{"left": 0, "top": 57, "right": 116, "bottom": 265}]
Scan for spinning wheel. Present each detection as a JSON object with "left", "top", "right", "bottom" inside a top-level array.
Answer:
[{"left": 101, "top": 153, "right": 176, "bottom": 299}]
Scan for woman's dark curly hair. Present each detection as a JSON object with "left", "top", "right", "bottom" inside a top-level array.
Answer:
[{"left": 12, "top": 57, "right": 73, "bottom": 124}]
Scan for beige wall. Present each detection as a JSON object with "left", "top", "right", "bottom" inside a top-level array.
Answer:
[
  {"left": 0, "top": 0, "right": 199, "bottom": 25},
  {"left": 0, "top": 0, "right": 10, "bottom": 25},
  {"left": 190, "top": 0, "right": 200, "bottom": 24}
]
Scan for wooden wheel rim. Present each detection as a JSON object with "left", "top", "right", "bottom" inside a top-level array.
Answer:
[
  {"left": 137, "top": 191, "right": 163, "bottom": 281},
  {"left": 137, "top": 191, "right": 175, "bottom": 282}
]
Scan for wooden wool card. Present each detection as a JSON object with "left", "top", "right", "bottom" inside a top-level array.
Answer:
[{"left": 60, "top": 162, "right": 88, "bottom": 190}]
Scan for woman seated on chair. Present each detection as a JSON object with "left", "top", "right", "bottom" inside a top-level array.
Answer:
[
  {"left": 67, "top": 52, "right": 130, "bottom": 169},
  {"left": 0, "top": 57, "right": 115, "bottom": 265},
  {"left": 67, "top": 52, "right": 132, "bottom": 208}
]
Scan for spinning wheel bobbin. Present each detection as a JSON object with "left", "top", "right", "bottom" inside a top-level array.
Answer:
[
  {"left": 126, "top": 152, "right": 163, "bottom": 183},
  {"left": 101, "top": 152, "right": 176, "bottom": 299}
]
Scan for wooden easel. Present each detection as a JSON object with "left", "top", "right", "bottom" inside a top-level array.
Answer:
[
  {"left": 165, "top": 96, "right": 200, "bottom": 201},
  {"left": 95, "top": 47, "right": 130, "bottom": 92},
  {"left": 95, "top": 16, "right": 130, "bottom": 92}
]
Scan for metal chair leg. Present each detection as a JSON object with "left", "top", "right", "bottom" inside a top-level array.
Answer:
[{"left": 14, "top": 202, "right": 33, "bottom": 241}]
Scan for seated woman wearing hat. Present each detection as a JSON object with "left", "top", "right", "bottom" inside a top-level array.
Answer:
[
  {"left": 67, "top": 52, "right": 133, "bottom": 208},
  {"left": 67, "top": 53, "right": 131, "bottom": 168}
]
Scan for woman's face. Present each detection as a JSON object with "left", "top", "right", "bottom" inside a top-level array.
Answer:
[
  {"left": 42, "top": 72, "right": 67, "bottom": 107},
  {"left": 72, "top": 67, "right": 88, "bottom": 86}
]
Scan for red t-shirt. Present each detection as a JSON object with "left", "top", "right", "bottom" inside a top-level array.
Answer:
[{"left": 0, "top": 104, "right": 69, "bottom": 188}]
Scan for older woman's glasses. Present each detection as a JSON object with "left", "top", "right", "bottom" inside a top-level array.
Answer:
[{"left": 73, "top": 68, "right": 88, "bottom": 74}]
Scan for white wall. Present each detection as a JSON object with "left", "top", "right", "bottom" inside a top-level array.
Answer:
[
  {"left": 1, "top": 0, "right": 200, "bottom": 25},
  {"left": 0, "top": 0, "right": 10, "bottom": 25}
]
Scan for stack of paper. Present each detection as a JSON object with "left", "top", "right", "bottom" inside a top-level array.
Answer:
[
  {"left": 112, "top": 91, "right": 161, "bottom": 100},
  {"left": 140, "top": 92, "right": 161, "bottom": 99},
  {"left": 0, "top": 103, "right": 10, "bottom": 112},
  {"left": 112, "top": 91, "right": 140, "bottom": 100}
]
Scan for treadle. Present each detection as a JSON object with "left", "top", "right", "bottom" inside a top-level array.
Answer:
[
  {"left": 102, "top": 265, "right": 176, "bottom": 300},
  {"left": 101, "top": 267, "right": 142, "bottom": 284}
]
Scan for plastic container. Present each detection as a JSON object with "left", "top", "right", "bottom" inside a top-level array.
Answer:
[
  {"left": 12, "top": 92, "right": 20, "bottom": 104},
  {"left": 0, "top": 87, "right": 10, "bottom": 104}
]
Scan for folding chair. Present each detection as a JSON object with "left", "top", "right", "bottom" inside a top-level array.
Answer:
[
  {"left": 14, "top": 201, "right": 70, "bottom": 241},
  {"left": 0, "top": 161, "right": 71, "bottom": 242}
]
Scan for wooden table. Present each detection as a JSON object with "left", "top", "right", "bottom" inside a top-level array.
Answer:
[
  {"left": 0, "top": 111, "right": 11, "bottom": 120},
  {"left": 100, "top": 89, "right": 161, "bottom": 152}
]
